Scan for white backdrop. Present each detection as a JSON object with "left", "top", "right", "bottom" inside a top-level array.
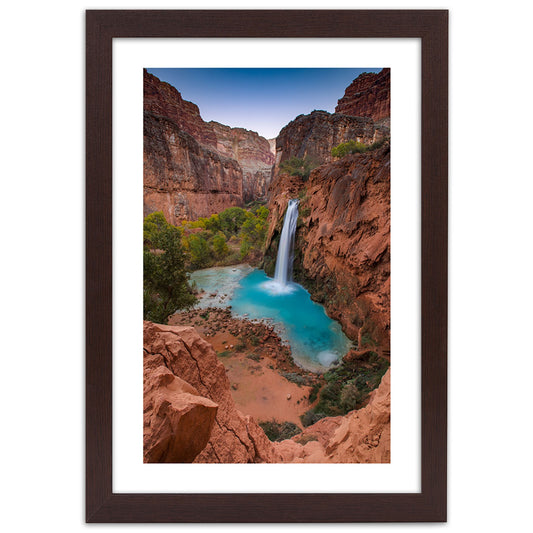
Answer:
[{"left": 1, "top": 0, "right": 532, "bottom": 532}]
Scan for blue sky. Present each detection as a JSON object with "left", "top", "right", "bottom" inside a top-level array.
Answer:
[{"left": 147, "top": 68, "right": 382, "bottom": 139}]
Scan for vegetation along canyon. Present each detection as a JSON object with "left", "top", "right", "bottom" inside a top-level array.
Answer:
[{"left": 143, "top": 67, "right": 391, "bottom": 463}]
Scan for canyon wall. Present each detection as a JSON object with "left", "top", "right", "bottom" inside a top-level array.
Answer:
[
  {"left": 143, "top": 322, "right": 390, "bottom": 463},
  {"left": 143, "top": 70, "right": 273, "bottom": 223},
  {"left": 335, "top": 68, "right": 391, "bottom": 122},
  {"left": 144, "top": 113, "right": 243, "bottom": 224}
]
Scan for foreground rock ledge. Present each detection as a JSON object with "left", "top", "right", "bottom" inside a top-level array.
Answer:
[{"left": 143, "top": 321, "right": 390, "bottom": 463}]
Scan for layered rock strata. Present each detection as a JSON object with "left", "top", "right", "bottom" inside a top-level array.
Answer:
[
  {"left": 144, "top": 113, "right": 243, "bottom": 224},
  {"left": 143, "top": 70, "right": 274, "bottom": 222},
  {"left": 335, "top": 68, "right": 391, "bottom": 122}
]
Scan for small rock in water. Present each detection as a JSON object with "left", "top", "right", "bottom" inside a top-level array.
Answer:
[
  {"left": 230, "top": 344, "right": 234, "bottom": 348},
  {"left": 286, "top": 394, "right": 292, "bottom": 400}
]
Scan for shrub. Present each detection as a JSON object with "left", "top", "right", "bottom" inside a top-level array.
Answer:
[
  {"left": 279, "top": 157, "right": 316, "bottom": 180},
  {"left": 308, "top": 382, "right": 322, "bottom": 404},
  {"left": 281, "top": 372, "right": 312, "bottom": 386},
  {"left": 310, "top": 355, "right": 390, "bottom": 416},
  {"left": 259, "top": 420, "right": 302, "bottom": 442},
  {"left": 339, "top": 381, "right": 362, "bottom": 412},
  {"left": 331, "top": 137, "right": 389, "bottom": 159},
  {"left": 234, "top": 342, "right": 247, "bottom": 352},
  {"left": 300, "top": 410, "right": 327, "bottom": 427}
]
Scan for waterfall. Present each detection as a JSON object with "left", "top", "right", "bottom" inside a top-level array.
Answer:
[{"left": 274, "top": 199, "right": 299, "bottom": 286}]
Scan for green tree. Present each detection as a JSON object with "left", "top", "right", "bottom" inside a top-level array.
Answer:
[
  {"left": 219, "top": 206, "right": 248, "bottom": 236},
  {"left": 143, "top": 211, "right": 168, "bottom": 245},
  {"left": 143, "top": 222, "right": 196, "bottom": 324},
  {"left": 187, "top": 234, "right": 211, "bottom": 268},
  {"left": 212, "top": 232, "right": 229, "bottom": 259},
  {"left": 239, "top": 239, "right": 251, "bottom": 260}
]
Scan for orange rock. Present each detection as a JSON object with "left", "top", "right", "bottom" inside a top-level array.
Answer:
[
  {"left": 143, "top": 356, "right": 218, "bottom": 463},
  {"left": 143, "top": 322, "right": 280, "bottom": 463}
]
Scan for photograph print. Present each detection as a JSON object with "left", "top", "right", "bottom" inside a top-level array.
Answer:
[{"left": 142, "top": 67, "right": 391, "bottom": 464}]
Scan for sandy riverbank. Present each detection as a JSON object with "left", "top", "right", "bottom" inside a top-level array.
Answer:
[{"left": 168, "top": 307, "right": 321, "bottom": 427}]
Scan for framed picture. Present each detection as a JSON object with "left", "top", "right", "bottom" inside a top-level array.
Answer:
[{"left": 86, "top": 9, "right": 447, "bottom": 522}]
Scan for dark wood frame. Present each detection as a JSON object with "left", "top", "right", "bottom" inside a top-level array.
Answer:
[{"left": 86, "top": 9, "right": 447, "bottom": 523}]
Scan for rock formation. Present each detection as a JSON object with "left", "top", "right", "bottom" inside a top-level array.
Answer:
[
  {"left": 143, "top": 70, "right": 274, "bottom": 223},
  {"left": 335, "top": 68, "right": 391, "bottom": 122},
  {"left": 143, "top": 355, "right": 218, "bottom": 463},
  {"left": 143, "top": 321, "right": 390, "bottom": 463},
  {"left": 265, "top": 70, "right": 391, "bottom": 350}
]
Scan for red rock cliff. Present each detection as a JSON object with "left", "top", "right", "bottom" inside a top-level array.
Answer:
[
  {"left": 143, "top": 70, "right": 273, "bottom": 222},
  {"left": 265, "top": 72, "right": 390, "bottom": 350},
  {"left": 335, "top": 68, "right": 391, "bottom": 122},
  {"left": 143, "top": 322, "right": 280, "bottom": 463},
  {"left": 144, "top": 112, "right": 243, "bottom": 224}
]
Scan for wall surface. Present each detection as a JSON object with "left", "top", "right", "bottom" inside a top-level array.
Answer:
[{"left": 2, "top": 1, "right": 532, "bottom": 532}]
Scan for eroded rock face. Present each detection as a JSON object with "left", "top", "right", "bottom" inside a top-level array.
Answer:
[
  {"left": 143, "top": 70, "right": 274, "bottom": 221},
  {"left": 265, "top": 145, "right": 390, "bottom": 349},
  {"left": 210, "top": 121, "right": 275, "bottom": 202},
  {"left": 274, "top": 110, "right": 381, "bottom": 173},
  {"left": 143, "top": 322, "right": 280, "bottom": 463},
  {"left": 335, "top": 68, "right": 391, "bottom": 122},
  {"left": 144, "top": 113, "right": 243, "bottom": 224}
]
